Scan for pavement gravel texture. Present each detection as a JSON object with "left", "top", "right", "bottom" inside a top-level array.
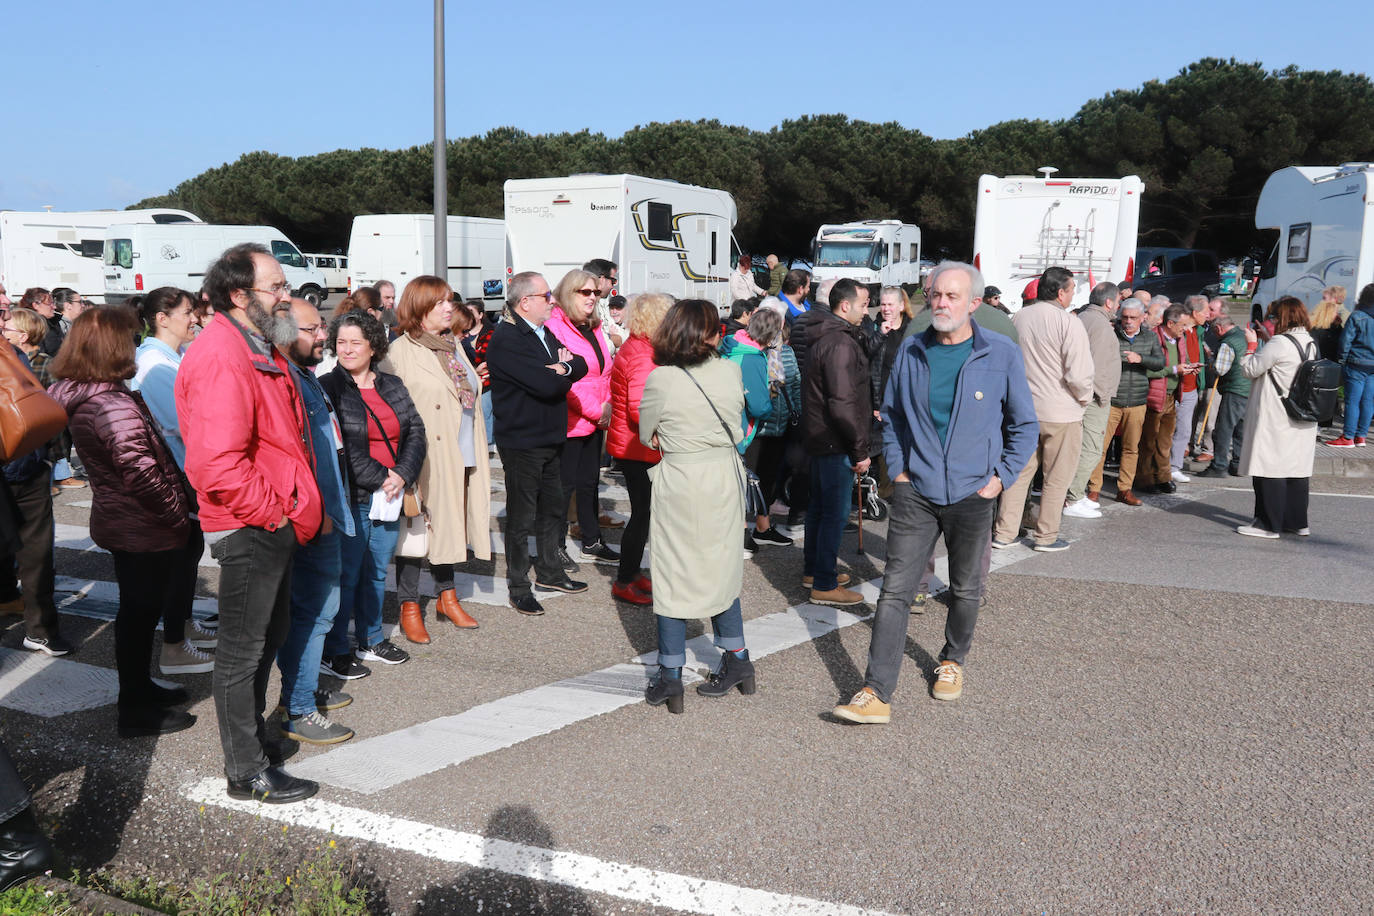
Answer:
[{"left": 2, "top": 456, "right": 1371, "bottom": 914}]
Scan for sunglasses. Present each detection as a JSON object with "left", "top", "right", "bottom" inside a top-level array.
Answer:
[{"left": 576, "top": 288, "right": 598, "bottom": 297}]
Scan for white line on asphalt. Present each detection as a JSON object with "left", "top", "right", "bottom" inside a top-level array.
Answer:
[
  {"left": 1220, "top": 486, "right": 1374, "bottom": 499},
  {"left": 0, "top": 647, "right": 121, "bottom": 716},
  {"left": 185, "top": 778, "right": 899, "bottom": 916}
]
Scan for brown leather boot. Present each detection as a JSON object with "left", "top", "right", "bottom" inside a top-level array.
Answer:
[
  {"left": 399, "top": 601, "right": 431, "bottom": 644},
  {"left": 436, "top": 589, "right": 479, "bottom": 629}
]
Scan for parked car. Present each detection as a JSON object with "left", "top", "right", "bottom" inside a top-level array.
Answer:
[{"left": 1133, "top": 247, "right": 1222, "bottom": 301}]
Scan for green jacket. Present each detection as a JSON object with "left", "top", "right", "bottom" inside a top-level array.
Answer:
[
  {"left": 1216, "top": 326, "right": 1252, "bottom": 396},
  {"left": 1112, "top": 325, "right": 1165, "bottom": 408},
  {"left": 767, "top": 263, "right": 786, "bottom": 296},
  {"left": 1146, "top": 328, "right": 1181, "bottom": 396}
]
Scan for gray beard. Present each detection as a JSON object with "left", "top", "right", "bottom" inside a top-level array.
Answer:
[{"left": 247, "top": 300, "right": 299, "bottom": 348}]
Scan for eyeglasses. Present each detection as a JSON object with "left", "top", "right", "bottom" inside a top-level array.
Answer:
[
  {"left": 575, "top": 288, "right": 598, "bottom": 297},
  {"left": 298, "top": 324, "right": 323, "bottom": 336},
  {"left": 250, "top": 282, "right": 292, "bottom": 298},
  {"left": 522, "top": 291, "right": 553, "bottom": 303}
]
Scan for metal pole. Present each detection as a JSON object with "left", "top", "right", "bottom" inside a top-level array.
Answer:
[{"left": 432, "top": 0, "right": 447, "bottom": 280}]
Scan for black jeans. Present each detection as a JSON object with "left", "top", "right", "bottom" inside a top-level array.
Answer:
[
  {"left": 0, "top": 740, "right": 29, "bottom": 823},
  {"left": 111, "top": 549, "right": 179, "bottom": 706},
  {"left": 1253, "top": 476, "right": 1309, "bottom": 533},
  {"left": 395, "top": 557, "right": 455, "bottom": 603},
  {"left": 163, "top": 520, "right": 203, "bottom": 644},
  {"left": 209, "top": 525, "right": 297, "bottom": 781},
  {"left": 9, "top": 474, "right": 58, "bottom": 641},
  {"left": 864, "top": 485, "right": 997, "bottom": 702},
  {"left": 1211, "top": 392, "right": 1247, "bottom": 472},
  {"left": 499, "top": 445, "right": 565, "bottom": 598},
  {"left": 561, "top": 431, "right": 604, "bottom": 547},
  {"left": 616, "top": 459, "right": 653, "bottom": 585}
]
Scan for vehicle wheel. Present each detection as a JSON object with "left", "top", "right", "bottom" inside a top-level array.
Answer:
[
  {"left": 863, "top": 498, "right": 888, "bottom": 522},
  {"left": 300, "top": 286, "right": 324, "bottom": 307}
]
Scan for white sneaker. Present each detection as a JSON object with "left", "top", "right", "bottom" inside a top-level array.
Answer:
[
  {"left": 1062, "top": 498, "right": 1102, "bottom": 519},
  {"left": 1171, "top": 469, "right": 1191, "bottom": 483},
  {"left": 1086, "top": 498, "right": 1100, "bottom": 509},
  {"left": 1236, "top": 525, "right": 1279, "bottom": 540}
]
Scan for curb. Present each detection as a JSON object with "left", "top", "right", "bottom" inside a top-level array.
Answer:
[{"left": 32, "top": 875, "right": 165, "bottom": 916}]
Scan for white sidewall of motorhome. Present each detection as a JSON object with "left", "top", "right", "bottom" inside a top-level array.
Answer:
[
  {"left": 1253, "top": 166, "right": 1374, "bottom": 309},
  {"left": 102, "top": 224, "right": 323, "bottom": 302}
]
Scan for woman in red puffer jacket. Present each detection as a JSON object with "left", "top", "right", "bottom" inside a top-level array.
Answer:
[
  {"left": 49, "top": 307, "right": 196, "bottom": 740},
  {"left": 606, "top": 293, "right": 674, "bottom": 605}
]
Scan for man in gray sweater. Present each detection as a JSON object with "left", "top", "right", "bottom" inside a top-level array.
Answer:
[{"left": 1064, "top": 283, "right": 1124, "bottom": 518}]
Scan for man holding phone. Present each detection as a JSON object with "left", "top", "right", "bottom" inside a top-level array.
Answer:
[{"left": 1139, "top": 304, "right": 1200, "bottom": 494}]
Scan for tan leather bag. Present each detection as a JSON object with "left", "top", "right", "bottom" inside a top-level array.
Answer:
[{"left": 0, "top": 346, "right": 68, "bottom": 462}]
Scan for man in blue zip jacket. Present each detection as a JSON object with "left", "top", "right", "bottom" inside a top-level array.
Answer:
[{"left": 834, "top": 261, "right": 1037, "bottom": 724}]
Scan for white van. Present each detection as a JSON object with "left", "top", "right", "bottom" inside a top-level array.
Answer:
[
  {"left": 0, "top": 208, "right": 200, "bottom": 302},
  {"left": 811, "top": 220, "right": 921, "bottom": 294},
  {"left": 1252, "top": 163, "right": 1374, "bottom": 309},
  {"left": 102, "top": 224, "right": 328, "bottom": 305},
  {"left": 347, "top": 214, "right": 506, "bottom": 308},
  {"left": 504, "top": 174, "right": 737, "bottom": 312},
  {"left": 305, "top": 253, "right": 349, "bottom": 296},
  {"left": 972, "top": 169, "right": 1144, "bottom": 311}
]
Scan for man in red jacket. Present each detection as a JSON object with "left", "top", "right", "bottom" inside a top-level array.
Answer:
[{"left": 176, "top": 243, "right": 323, "bottom": 805}]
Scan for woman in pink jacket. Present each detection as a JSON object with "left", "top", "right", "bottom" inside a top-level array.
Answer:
[{"left": 546, "top": 269, "right": 618, "bottom": 565}]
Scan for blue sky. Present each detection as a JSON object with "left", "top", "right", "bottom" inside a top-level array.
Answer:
[{"left": 2, "top": 0, "right": 1366, "bottom": 213}]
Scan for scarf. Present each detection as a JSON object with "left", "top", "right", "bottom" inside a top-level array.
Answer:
[
  {"left": 413, "top": 331, "right": 476, "bottom": 409},
  {"left": 733, "top": 329, "right": 784, "bottom": 387}
]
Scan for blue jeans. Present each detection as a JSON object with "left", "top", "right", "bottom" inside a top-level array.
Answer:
[
  {"left": 654, "top": 598, "right": 746, "bottom": 669},
  {"left": 803, "top": 453, "right": 854, "bottom": 591},
  {"left": 481, "top": 390, "right": 494, "bottom": 447},
  {"left": 1342, "top": 366, "right": 1374, "bottom": 439},
  {"left": 326, "top": 503, "right": 399, "bottom": 656},
  {"left": 276, "top": 528, "right": 341, "bottom": 715}
]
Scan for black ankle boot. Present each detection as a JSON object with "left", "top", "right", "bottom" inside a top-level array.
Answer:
[
  {"left": 118, "top": 704, "right": 196, "bottom": 739},
  {"left": 0, "top": 808, "right": 55, "bottom": 892},
  {"left": 696, "top": 652, "right": 756, "bottom": 698},
  {"left": 644, "top": 670, "right": 684, "bottom": 714},
  {"left": 147, "top": 683, "right": 190, "bottom": 707}
]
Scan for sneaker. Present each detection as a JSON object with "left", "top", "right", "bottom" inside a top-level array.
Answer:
[
  {"left": 1062, "top": 498, "right": 1101, "bottom": 519},
  {"left": 1356, "top": 438, "right": 1368, "bottom": 447},
  {"left": 991, "top": 537, "right": 1018, "bottom": 550},
  {"left": 313, "top": 688, "right": 353, "bottom": 711},
  {"left": 1283, "top": 527, "right": 1311, "bottom": 536},
  {"left": 554, "top": 547, "right": 581, "bottom": 574},
  {"left": 320, "top": 654, "right": 371, "bottom": 680},
  {"left": 1171, "top": 469, "right": 1191, "bottom": 483},
  {"left": 802, "top": 572, "right": 851, "bottom": 588},
  {"left": 22, "top": 635, "right": 71, "bottom": 657},
  {"left": 610, "top": 580, "right": 652, "bottom": 605},
  {"left": 810, "top": 586, "right": 864, "bottom": 607},
  {"left": 187, "top": 617, "right": 218, "bottom": 649},
  {"left": 280, "top": 709, "right": 354, "bottom": 745},
  {"left": 1325, "top": 436, "right": 1357, "bottom": 448},
  {"left": 356, "top": 640, "right": 409, "bottom": 665},
  {"left": 1197, "top": 465, "right": 1228, "bottom": 478},
  {"left": 931, "top": 660, "right": 964, "bottom": 701},
  {"left": 200, "top": 614, "right": 219, "bottom": 631},
  {"left": 910, "top": 592, "right": 927, "bottom": 614},
  {"left": 57, "top": 477, "right": 87, "bottom": 490},
  {"left": 752, "top": 526, "right": 793, "bottom": 547},
  {"left": 1236, "top": 525, "right": 1279, "bottom": 540},
  {"left": 832, "top": 687, "right": 890, "bottom": 724},
  {"left": 579, "top": 540, "right": 620, "bottom": 565},
  {"left": 1032, "top": 538, "right": 1070, "bottom": 552},
  {"left": 159, "top": 639, "right": 214, "bottom": 675},
  {"left": 1086, "top": 497, "right": 1101, "bottom": 510},
  {"left": 743, "top": 534, "right": 757, "bottom": 558}
]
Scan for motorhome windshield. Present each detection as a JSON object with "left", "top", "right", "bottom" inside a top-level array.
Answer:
[
  {"left": 104, "top": 238, "right": 133, "bottom": 270},
  {"left": 271, "top": 240, "right": 307, "bottom": 269},
  {"left": 816, "top": 241, "right": 879, "bottom": 269}
]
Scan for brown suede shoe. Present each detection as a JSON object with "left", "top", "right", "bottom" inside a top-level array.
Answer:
[
  {"left": 398, "top": 601, "right": 430, "bottom": 644},
  {"left": 436, "top": 589, "right": 479, "bottom": 629},
  {"left": 1117, "top": 489, "right": 1142, "bottom": 506},
  {"left": 1086, "top": 489, "right": 1100, "bottom": 502},
  {"left": 810, "top": 586, "right": 864, "bottom": 607}
]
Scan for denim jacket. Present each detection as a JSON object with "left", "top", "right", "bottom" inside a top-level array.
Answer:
[
  {"left": 290, "top": 363, "right": 355, "bottom": 538},
  {"left": 1339, "top": 305, "right": 1374, "bottom": 371},
  {"left": 881, "top": 320, "right": 1038, "bottom": 506}
]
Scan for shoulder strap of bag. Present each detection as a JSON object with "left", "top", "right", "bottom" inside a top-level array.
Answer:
[
  {"left": 358, "top": 387, "right": 400, "bottom": 464},
  {"left": 1268, "top": 333, "right": 1313, "bottom": 399},
  {"left": 681, "top": 367, "right": 738, "bottom": 449}
]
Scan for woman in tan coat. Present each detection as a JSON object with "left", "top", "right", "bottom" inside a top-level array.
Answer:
[
  {"left": 383, "top": 276, "right": 491, "bottom": 639},
  {"left": 1236, "top": 297, "right": 1319, "bottom": 538},
  {"left": 638, "top": 299, "right": 754, "bottom": 714}
]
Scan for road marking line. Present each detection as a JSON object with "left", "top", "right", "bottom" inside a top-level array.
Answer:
[
  {"left": 1220, "top": 486, "right": 1374, "bottom": 499},
  {"left": 0, "top": 647, "right": 121, "bottom": 716},
  {"left": 185, "top": 778, "right": 898, "bottom": 916}
]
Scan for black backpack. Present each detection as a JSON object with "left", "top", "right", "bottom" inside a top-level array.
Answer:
[{"left": 1269, "top": 334, "right": 1340, "bottom": 424}]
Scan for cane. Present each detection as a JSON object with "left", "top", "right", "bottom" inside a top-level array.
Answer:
[
  {"left": 855, "top": 471, "right": 865, "bottom": 556},
  {"left": 1193, "top": 377, "right": 1220, "bottom": 453}
]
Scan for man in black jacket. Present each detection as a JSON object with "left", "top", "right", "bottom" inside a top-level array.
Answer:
[
  {"left": 801, "top": 278, "right": 871, "bottom": 607},
  {"left": 487, "top": 271, "right": 590, "bottom": 615}
]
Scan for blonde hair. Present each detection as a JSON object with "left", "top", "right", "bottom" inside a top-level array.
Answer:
[
  {"left": 1310, "top": 299, "right": 1341, "bottom": 330},
  {"left": 1320, "top": 285, "right": 1346, "bottom": 307},
  {"left": 553, "top": 269, "right": 601, "bottom": 329},
  {"left": 625, "top": 292, "right": 674, "bottom": 338},
  {"left": 8, "top": 308, "right": 48, "bottom": 347},
  {"left": 879, "top": 285, "right": 913, "bottom": 319}
]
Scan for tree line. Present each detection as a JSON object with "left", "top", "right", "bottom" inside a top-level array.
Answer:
[{"left": 134, "top": 58, "right": 1374, "bottom": 263}]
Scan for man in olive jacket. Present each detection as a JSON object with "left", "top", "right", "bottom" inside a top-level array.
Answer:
[
  {"left": 801, "top": 278, "right": 870, "bottom": 607},
  {"left": 1087, "top": 298, "right": 1164, "bottom": 505},
  {"left": 1197, "top": 314, "right": 1254, "bottom": 477}
]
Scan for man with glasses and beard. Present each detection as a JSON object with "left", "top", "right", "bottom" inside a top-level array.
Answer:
[{"left": 176, "top": 244, "right": 324, "bottom": 804}]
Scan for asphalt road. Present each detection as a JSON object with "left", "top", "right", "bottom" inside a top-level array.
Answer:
[{"left": 1, "top": 452, "right": 1370, "bottom": 914}]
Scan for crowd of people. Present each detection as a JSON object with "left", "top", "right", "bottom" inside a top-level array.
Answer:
[{"left": 0, "top": 250, "right": 1369, "bottom": 886}]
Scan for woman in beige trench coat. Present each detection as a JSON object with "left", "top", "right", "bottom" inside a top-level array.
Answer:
[
  {"left": 383, "top": 276, "right": 492, "bottom": 640},
  {"left": 638, "top": 299, "right": 755, "bottom": 715},
  {"left": 1236, "top": 297, "right": 1319, "bottom": 538}
]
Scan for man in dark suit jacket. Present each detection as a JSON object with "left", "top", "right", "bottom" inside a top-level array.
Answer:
[{"left": 486, "top": 271, "right": 589, "bottom": 615}]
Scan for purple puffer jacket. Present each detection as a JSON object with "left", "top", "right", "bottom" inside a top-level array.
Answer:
[{"left": 48, "top": 380, "right": 190, "bottom": 554}]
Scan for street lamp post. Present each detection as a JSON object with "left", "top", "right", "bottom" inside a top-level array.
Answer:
[{"left": 433, "top": 0, "right": 447, "bottom": 281}]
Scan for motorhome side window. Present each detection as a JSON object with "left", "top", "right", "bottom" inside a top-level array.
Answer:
[
  {"left": 271, "top": 240, "right": 307, "bottom": 269},
  {"left": 1286, "top": 224, "right": 1310, "bottom": 263},
  {"left": 909, "top": 243, "right": 918, "bottom": 262},
  {"left": 105, "top": 238, "right": 133, "bottom": 270},
  {"left": 647, "top": 202, "right": 673, "bottom": 242}
]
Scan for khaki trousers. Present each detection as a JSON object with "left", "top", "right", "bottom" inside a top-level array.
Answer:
[
  {"left": 1139, "top": 398, "right": 1178, "bottom": 486},
  {"left": 1090, "top": 404, "right": 1146, "bottom": 494},
  {"left": 1067, "top": 401, "right": 1110, "bottom": 504},
  {"left": 994, "top": 420, "right": 1082, "bottom": 546}
]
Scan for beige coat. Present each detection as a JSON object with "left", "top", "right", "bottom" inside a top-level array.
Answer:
[
  {"left": 1237, "top": 329, "right": 1318, "bottom": 478},
  {"left": 1012, "top": 301, "right": 1095, "bottom": 423},
  {"left": 383, "top": 334, "right": 492, "bottom": 564},
  {"left": 639, "top": 358, "right": 745, "bottom": 619}
]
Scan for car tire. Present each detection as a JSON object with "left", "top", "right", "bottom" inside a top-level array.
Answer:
[{"left": 300, "top": 286, "right": 324, "bottom": 307}]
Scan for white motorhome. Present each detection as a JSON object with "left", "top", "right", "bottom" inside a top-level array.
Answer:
[
  {"left": 102, "top": 223, "right": 327, "bottom": 305},
  {"left": 811, "top": 220, "right": 921, "bottom": 293},
  {"left": 305, "top": 253, "right": 349, "bottom": 296},
  {"left": 347, "top": 214, "right": 506, "bottom": 307},
  {"left": 1252, "top": 163, "right": 1374, "bottom": 309},
  {"left": 972, "top": 169, "right": 1144, "bottom": 311},
  {"left": 504, "top": 174, "right": 737, "bottom": 312},
  {"left": 0, "top": 208, "right": 200, "bottom": 302}
]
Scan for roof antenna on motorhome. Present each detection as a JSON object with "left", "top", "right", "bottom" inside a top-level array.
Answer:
[{"left": 1038, "top": 167, "right": 1058, "bottom": 179}]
